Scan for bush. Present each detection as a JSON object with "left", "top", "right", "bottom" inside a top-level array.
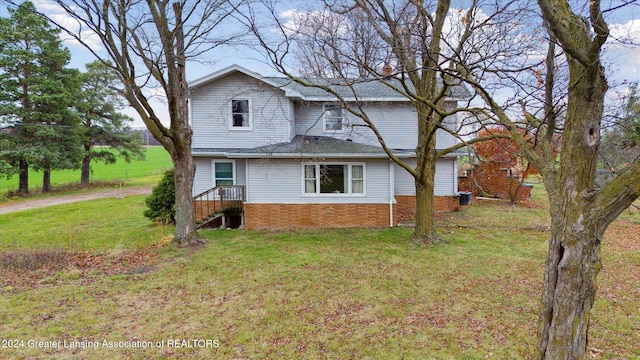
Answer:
[{"left": 144, "top": 169, "right": 175, "bottom": 224}]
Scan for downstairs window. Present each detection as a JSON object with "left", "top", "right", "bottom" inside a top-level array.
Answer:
[{"left": 303, "top": 163, "right": 365, "bottom": 195}]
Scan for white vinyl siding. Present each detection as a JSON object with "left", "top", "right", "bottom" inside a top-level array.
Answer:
[
  {"left": 394, "top": 158, "right": 458, "bottom": 196},
  {"left": 295, "top": 101, "right": 459, "bottom": 150},
  {"left": 288, "top": 99, "right": 296, "bottom": 141},
  {"left": 246, "top": 158, "right": 389, "bottom": 204},
  {"left": 191, "top": 72, "right": 290, "bottom": 148},
  {"left": 193, "top": 157, "right": 213, "bottom": 195},
  {"left": 193, "top": 158, "right": 246, "bottom": 195}
]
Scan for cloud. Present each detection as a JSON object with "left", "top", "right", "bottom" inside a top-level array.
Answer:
[
  {"left": 278, "top": 8, "right": 348, "bottom": 38},
  {"left": 605, "top": 19, "right": 640, "bottom": 84},
  {"left": 609, "top": 18, "right": 640, "bottom": 44},
  {"left": 32, "top": 0, "right": 103, "bottom": 51}
]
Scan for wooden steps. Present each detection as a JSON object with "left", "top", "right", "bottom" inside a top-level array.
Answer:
[{"left": 193, "top": 185, "right": 245, "bottom": 229}]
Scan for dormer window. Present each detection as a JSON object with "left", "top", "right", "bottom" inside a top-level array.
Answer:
[
  {"left": 230, "top": 98, "right": 251, "bottom": 130},
  {"left": 323, "top": 103, "right": 344, "bottom": 132}
]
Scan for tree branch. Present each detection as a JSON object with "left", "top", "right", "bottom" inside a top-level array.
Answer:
[{"left": 589, "top": 155, "right": 640, "bottom": 232}]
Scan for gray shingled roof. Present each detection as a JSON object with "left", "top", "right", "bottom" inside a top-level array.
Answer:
[
  {"left": 237, "top": 135, "right": 387, "bottom": 154},
  {"left": 265, "top": 76, "right": 471, "bottom": 101},
  {"left": 193, "top": 136, "right": 416, "bottom": 159}
]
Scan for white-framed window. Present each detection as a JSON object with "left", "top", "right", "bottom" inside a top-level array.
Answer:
[
  {"left": 323, "top": 103, "right": 344, "bottom": 132},
  {"left": 229, "top": 98, "right": 251, "bottom": 130},
  {"left": 213, "top": 160, "right": 235, "bottom": 186},
  {"left": 302, "top": 162, "right": 365, "bottom": 196}
]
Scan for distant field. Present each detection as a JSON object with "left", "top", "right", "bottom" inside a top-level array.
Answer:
[{"left": 0, "top": 146, "right": 172, "bottom": 193}]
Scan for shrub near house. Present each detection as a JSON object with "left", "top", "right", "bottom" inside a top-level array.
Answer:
[{"left": 144, "top": 169, "right": 175, "bottom": 224}]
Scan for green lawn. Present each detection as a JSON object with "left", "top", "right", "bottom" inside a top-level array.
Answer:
[
  {"left": 0, "top": 192, "right": 638, "bottom": 359},
  {"left": 0, "top": 146, "right": 172, "bottom": 194},
  {"left": 0, "top": 195, "right": 171, "bottom": 251}
]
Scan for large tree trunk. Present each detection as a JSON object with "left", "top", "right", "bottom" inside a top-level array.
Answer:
[
  {"left": 172, "top": 150, "right": 201, "bottom": 246},
  {"left": 42, "top": 169, "right": 50, "bottom": 193},
  {"left": 42, "top": 160, "right": 51, "bottom": 193},
  {"left": 42, "top": 166, "right": 51, "bottom": 193},
  {"left": 80, "top": 155, "right": 91, "bottom": 187},
  {"left": 168, "top": 6, "right": 201, "bottom": 247},
  {"left": 537, "top": 57, "right": 607, "bottom": 360},
  {"left": 412, "top": 149, "right": 440, "bottom": 244},
  {"left": 18, "top": 160, "right": 28, "bottom": 195},
  {"left": 80, "top": 143, "right": 91, "bottom": 187},
  {"left": 538, "top": 214, "right": 602, "bottom": 359}
]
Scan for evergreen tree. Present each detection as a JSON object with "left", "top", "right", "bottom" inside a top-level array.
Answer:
[
  {"left": 0, "top": 1, "right": 82, "bottom": 194},
  {"left": 144, "top": 169, "right": 176, "bottom": 224},
  {"left": 77, "top": 60, "right": 145, "bottom": 187},
  {"left": 599, "top": 84, "right": 640, "bottom": 171}
]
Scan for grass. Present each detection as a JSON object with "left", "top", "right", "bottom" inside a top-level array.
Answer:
[
  {"left": 0, "top": 187, "right": 638, "bottom": 359},
  {"left": 0, "top": 146, "right": 172, "bottom": 195},
  {"left": 0, "top": 195, "right": 171, "bottom": 251}
]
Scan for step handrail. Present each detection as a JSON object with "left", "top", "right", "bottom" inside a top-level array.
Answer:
[{"left": 194, "top": 185, "right": 245, "bottom": 227}]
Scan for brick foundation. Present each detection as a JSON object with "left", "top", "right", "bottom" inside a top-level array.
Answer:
[
  {"left": 458, "top": 168, "right": 533, "bottom": 204},
  {"left": 244, "top": 197, "right": 461, "bottom": 230},
  {"left": 244, "top": 203, "right": 392, "bottom": 230},
  {"left": 394, "top": 195, "right": 460, "bottom": 223}
]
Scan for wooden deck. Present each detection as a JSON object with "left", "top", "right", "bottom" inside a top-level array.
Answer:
[{"left": 194, "top": 185, "right": 245, "bottom": 228}]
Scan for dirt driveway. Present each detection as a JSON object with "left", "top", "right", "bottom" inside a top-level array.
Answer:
[{"left": 0, "top": 187, "right": 152, "bottom": 215}]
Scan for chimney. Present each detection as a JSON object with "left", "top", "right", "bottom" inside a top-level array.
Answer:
[{"left": 382, "top": 63, "right": 393, "bottom": 77}]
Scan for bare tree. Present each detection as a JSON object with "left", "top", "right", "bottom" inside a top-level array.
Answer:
[
  {"left": 455, "top": 0, "right": 640, "bottom": 357},
  {"left": 248, "top": 0, "right": 640, "bottom": 355},
  {"left": 17, "top": 0, "right": 243, "bottom": 245},
  {"left": 242, "top": 0, "right": 521, "bottom": 244},
  {"left": 290, "top": 6, "right": 388, "bottom": 78}
]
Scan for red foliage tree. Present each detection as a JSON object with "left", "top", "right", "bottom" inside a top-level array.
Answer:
[{"left": 470, "top": 125, "right": 537, "bottom": 204}]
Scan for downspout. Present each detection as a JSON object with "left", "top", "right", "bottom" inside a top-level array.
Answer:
[
  {"left": 245, "top": 159, "right": 249, "bottom": 203},
  {"left": 243, "top": 159, "right": 249, "bottom": 228},
  {"left": 389, "top": 160, "right": 394, "bottom": 228},
  {"left": 453, "top": 156, "right": 459, "bottom": 194}
]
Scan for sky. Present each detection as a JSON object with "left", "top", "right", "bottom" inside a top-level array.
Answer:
[{"left": 2, "top": 0, "right": 640, "bottom": 128}]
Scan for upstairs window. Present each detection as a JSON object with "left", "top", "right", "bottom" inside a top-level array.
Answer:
[
  {"left": 230, "top": 99, "right": 251, "bottom": 130},
  {"left": 323, "top": 104, "right": 344, "bottom": 132}
]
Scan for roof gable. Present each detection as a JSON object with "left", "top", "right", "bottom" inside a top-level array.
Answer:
[
  {"left": 188, "top": 64, "right": 279, "bottom": 90},
  {"left": 189, "top": 64, "right": 470, "bottom": 102}
]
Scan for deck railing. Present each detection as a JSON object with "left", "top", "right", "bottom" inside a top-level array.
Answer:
[{"left": 194, "top": 185, "right": 245, "bottom": 228}]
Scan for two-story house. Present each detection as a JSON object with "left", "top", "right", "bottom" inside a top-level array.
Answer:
[{"left": 189, "top": 65, "right": 467, "bottom": 229}]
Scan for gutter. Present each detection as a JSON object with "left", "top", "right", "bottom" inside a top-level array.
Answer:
[
  {"left": 191, "top": 151, "right": 232, "bottom": 157},
  {"left": 225, "top": 152, "right": 415, "bottom": 159}
]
